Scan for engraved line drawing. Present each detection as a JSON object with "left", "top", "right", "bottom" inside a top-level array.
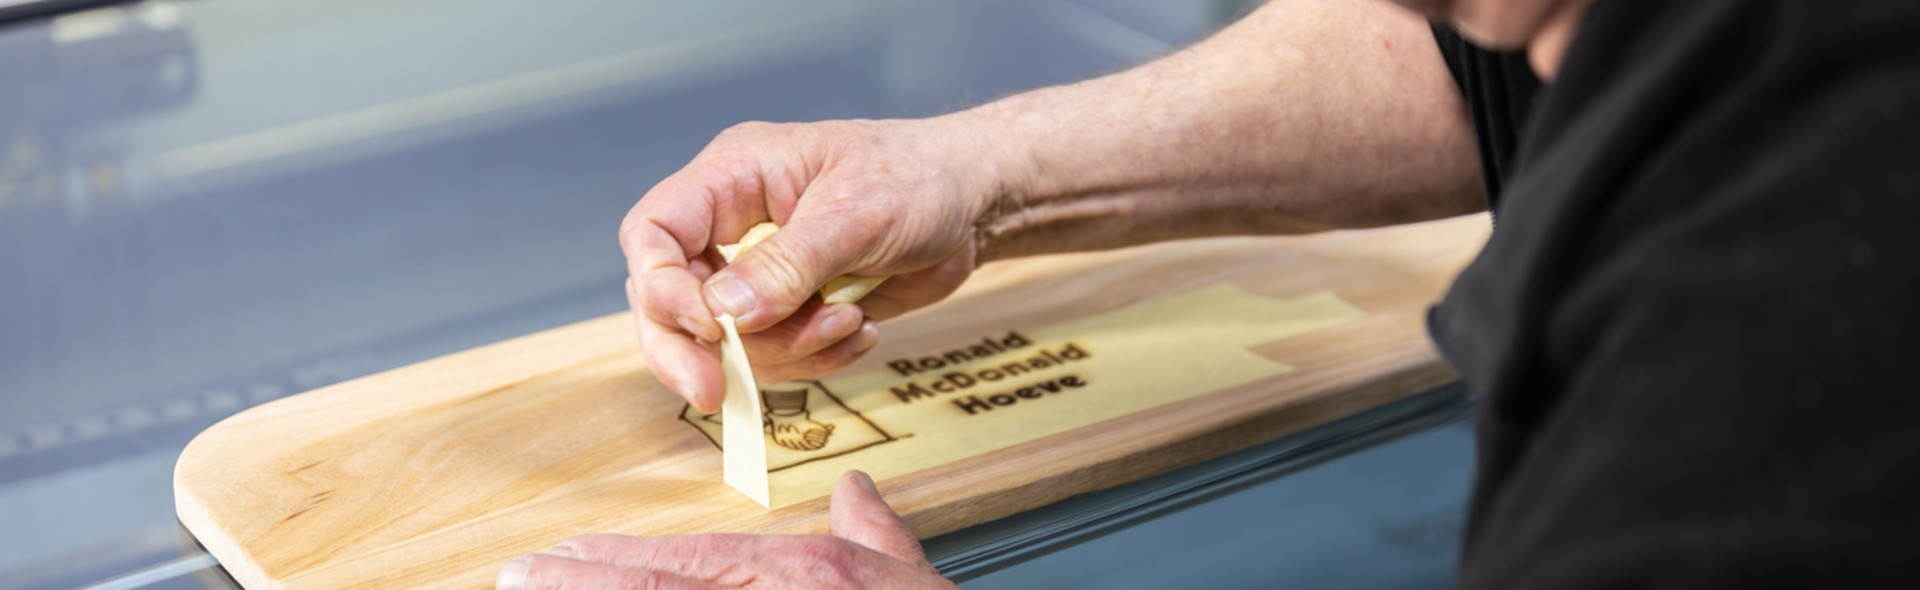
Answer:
[
  {"left": 678, "top": 379, "right": 899, "bottom": 472},
  {"left": 761, "top": 386, "right": 834, "bottom": 450}
]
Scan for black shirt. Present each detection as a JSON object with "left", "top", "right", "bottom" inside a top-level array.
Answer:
[
  {"left": 1429, "top": 1, "right": 1920, "bottom": 588},
  {"left": 1430, "top": 24, "right": 1541, "bottom": 213}
]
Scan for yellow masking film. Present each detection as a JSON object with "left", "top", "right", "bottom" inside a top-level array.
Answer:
[
  {"left": 685, "top": 284, "right": 1365, "bottom": 507},
  {"left": 718, "top": 315, "right": 771, "bottom": 507}
]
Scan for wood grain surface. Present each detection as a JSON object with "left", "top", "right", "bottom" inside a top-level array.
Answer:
[{"left": 175, "top": 215, "right": 1490, "bottom": 589}]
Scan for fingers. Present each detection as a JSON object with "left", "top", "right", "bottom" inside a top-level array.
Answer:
[
  {"left": 637, "top": 317, "right": 724, "bottom": 414},
  {"left": 545, "top": 532, "right": 886, "bottom": 587},
  {"left": 620, "top": 139, "right": 796, "bottom": 409},
  {"left": 630, "top": 278, "right": 725, "bottom": 413},
  {"left": 853, "top": 254, "right": 975, "bottom": 321},
  {"left": 739, "top": 302, "right": 863, "bottom": 365},
  {"left": 534, "top": 517, "right": 946, "bottom": 588},
  {"left": 702, "top": 214, "right": 870, "bottom": 332},
  {"left": 831, "top": 470, "right": 928, "bottom": 567},
  {"left": 545, "top": 534, "right": 773, "bottom": 584},
  {"left": 621, "top": 119, "right": 978, "bottom": 413},
  {"left": 498, "top": 553, "right": 720, "bottom": 590},
  {"left": 620, "top": 199, "right": 725, "bottom": 344},
  {"left": 619, "top": 180, "right": 732, "bottom": 413},
  {"left": 752, "top": 321, "right": 881, "bottom": 384}
]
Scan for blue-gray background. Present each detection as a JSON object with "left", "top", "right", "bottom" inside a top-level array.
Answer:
[{"left": 0, "top": 1, "right": 1470, "bottom": 588}]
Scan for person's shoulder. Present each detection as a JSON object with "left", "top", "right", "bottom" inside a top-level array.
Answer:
[{"left": 1534, "top": 0, "right": 1920, "bottom": 169}]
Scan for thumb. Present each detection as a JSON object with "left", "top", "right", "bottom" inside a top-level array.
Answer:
[
  {"left": 703, "top": 220, "right": 854, "bottom": 331},
  {"left": 830, "top": 470, "right": 927, "bottom": 566}
]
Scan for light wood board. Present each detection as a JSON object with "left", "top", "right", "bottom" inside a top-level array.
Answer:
[{"left": 175, "top": 215, "right": 1490, "bottom": 589}]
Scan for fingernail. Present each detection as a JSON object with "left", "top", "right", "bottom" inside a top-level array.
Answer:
[
  {"left": 547, "top": 544, "right": 576, "bottom": 559},
  {"left": 704, "top": 275, "right": 756, "bottom": 318},
  {"left": 818, "top": 306, "right": 860, "bottom": 342},
  {"left": 851, "top": 470, "right": 881, "bottom": 496},
  {"left": 844, "top": 321, "right": 880, "bottom": 354},
  {"left": 699, "top": 388, "right": 723, "bottom": 415},
  {"left": 668, "top": 378, "right": 713, "bottom": 414},
  {"left": 496, "top": 556, "right": 530, "bottom": 590},
  {"left": 675, "top": 316, "right": 709, "bottom": 341}
]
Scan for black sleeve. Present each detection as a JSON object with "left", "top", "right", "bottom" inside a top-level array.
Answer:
[
  {"left": 1428, "top": 24, "right": 1541, "bottom": 212},
  {"left": 1466, "top": 108, "right": 1920, "bottom": 590},
  {"left": 1439, "top": 0, "right": 1920, "bottom": 588}
]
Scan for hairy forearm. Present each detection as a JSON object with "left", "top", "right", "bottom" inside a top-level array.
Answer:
[{"left": 953, "top": 0, "right": 1482, "bottom": 261}]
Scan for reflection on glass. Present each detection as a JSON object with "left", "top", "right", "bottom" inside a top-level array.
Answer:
[{"left": 0, "top": 1, "right": 1235, "bottom": 588}]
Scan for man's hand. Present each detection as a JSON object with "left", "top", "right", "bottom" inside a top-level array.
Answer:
[
  {"left": 495, "top": 471, "right": 956, "bottom": 590},
  {"left": 623, "top": 0, "right": 1481, "bottom": 415},
  {"left": 621, "top": 118, "right": 1007, "bottom": 413}
]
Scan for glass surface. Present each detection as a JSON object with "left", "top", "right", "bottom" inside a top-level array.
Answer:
[
  {"left": 963, "top": 415, "right": 1473, "bottom": 590},
  {"left": 0, "top": 1, "right": 1252, "bottom": 588}
]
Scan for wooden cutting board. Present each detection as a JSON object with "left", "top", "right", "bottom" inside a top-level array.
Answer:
[{"left": 175, "top": 215, "right": 1489, "bottom": 589}]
